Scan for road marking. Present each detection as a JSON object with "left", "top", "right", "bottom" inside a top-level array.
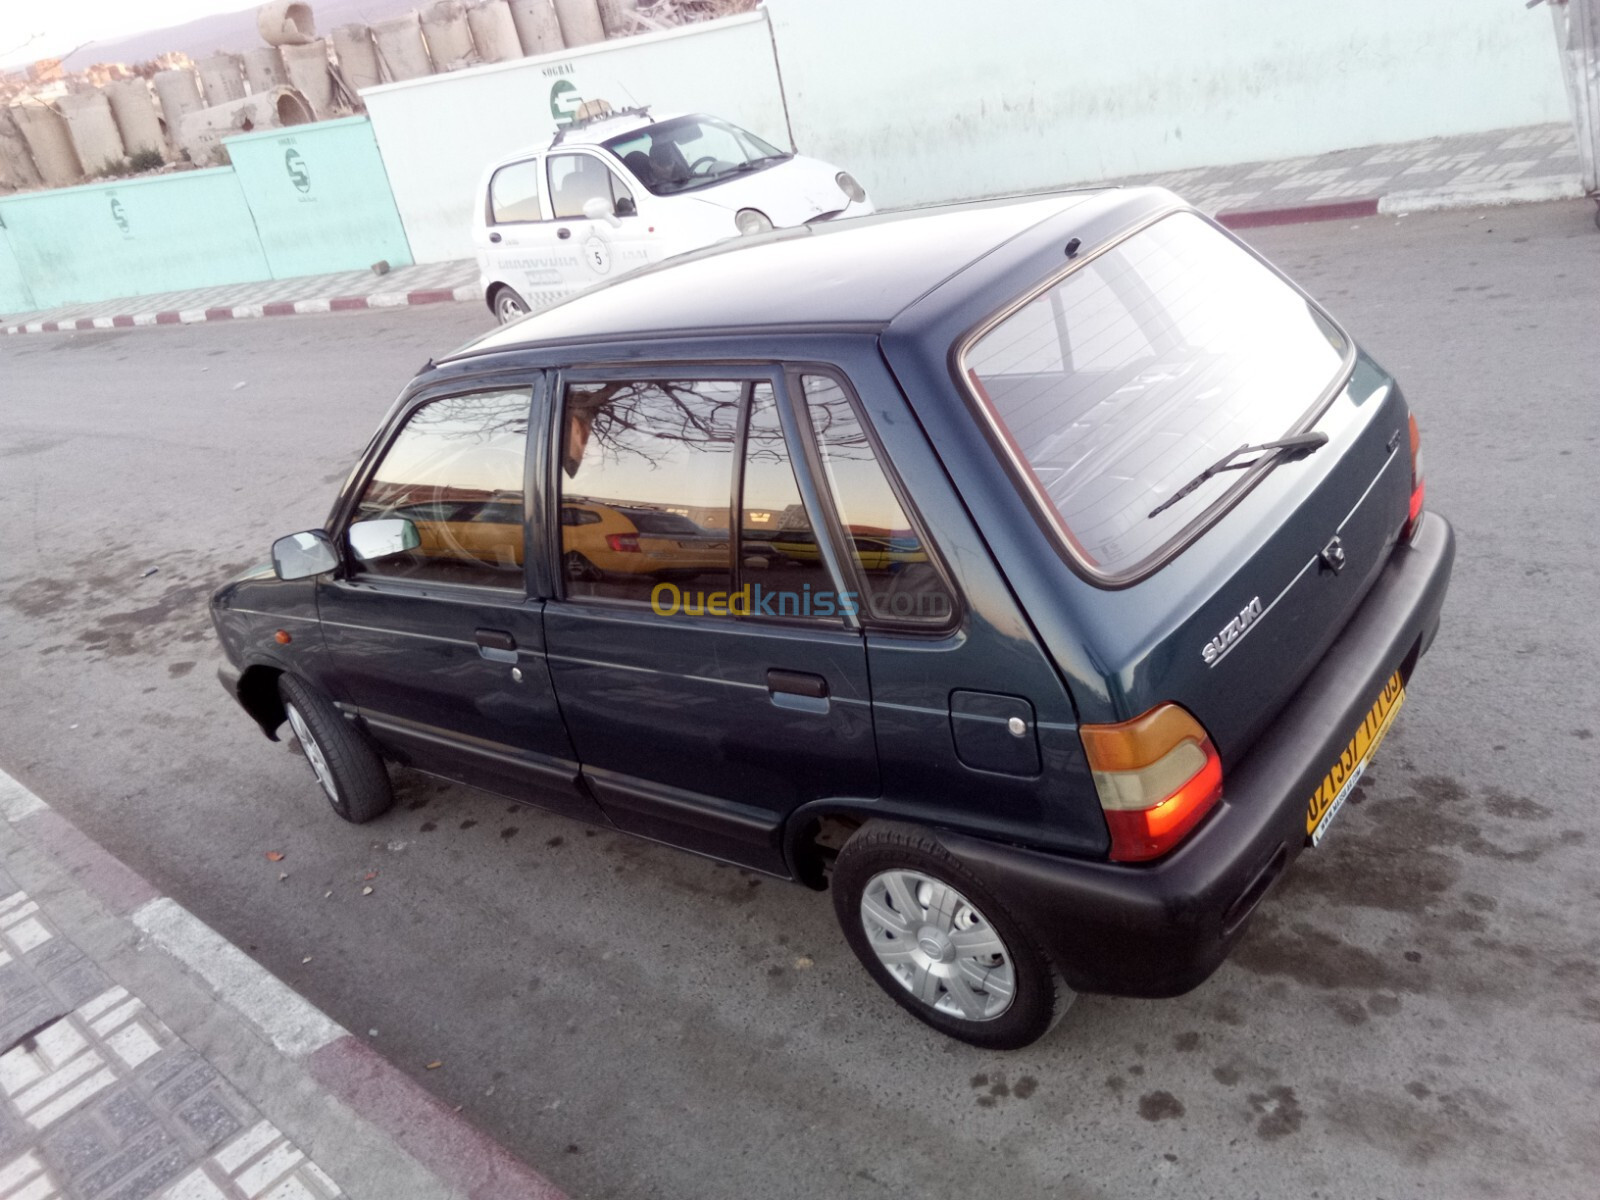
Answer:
[{"left": 130, "top": 898, "right": 346, "bottom": 1058}]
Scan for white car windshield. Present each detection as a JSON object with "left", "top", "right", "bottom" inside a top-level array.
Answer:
[{"left": 604, "top": 115, "right": 790, "bottom": 196}]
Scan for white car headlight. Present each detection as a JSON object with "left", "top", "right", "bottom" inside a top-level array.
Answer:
[
  {"left": 836, "top": 172, "right": 867, "bottom": 204},
  {"left": 735, "top": 208, "right": 774, "bottom": 236}
]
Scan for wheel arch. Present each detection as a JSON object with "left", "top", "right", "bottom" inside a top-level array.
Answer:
[{"left": 238, "top": 663, "right": 288, "bottom": 740}]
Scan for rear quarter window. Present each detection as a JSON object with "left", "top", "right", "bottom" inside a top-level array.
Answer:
[{"left": 961, "top": 211, "right": 1351, "bottom": 584}]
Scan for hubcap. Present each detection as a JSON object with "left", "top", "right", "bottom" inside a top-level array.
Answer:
[
  {"left": 496, "top": 293, "right": 526, "bottom": 323},
  {"left": 860, "top": 870, "right": 1015, "bottom": 1022},
  {"left": 285, "top": 703, "right": 339, "bottom": 804}
]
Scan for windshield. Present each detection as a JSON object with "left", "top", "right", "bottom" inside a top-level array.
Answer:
[
  {"left": 961, "top": 212, "right": 1350, "bottom": 583},
  {"left": 604, "top": 115, "right": 789, "bottom": 196}
]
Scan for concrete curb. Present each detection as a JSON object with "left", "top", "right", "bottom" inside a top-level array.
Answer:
[
  {"left": 0, "top": 767, "right": 568, "bottom": 1200},
  {"left": 2, "top": 284, "right": 484, "bottom": 337}
]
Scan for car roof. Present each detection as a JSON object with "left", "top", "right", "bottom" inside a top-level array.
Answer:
[{"left": 450, "top": 193, "right": 1101, "bottom": 359}]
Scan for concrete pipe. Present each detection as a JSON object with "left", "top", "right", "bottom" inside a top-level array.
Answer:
[
  {"left": 467, "top": 0, "right": 523, "bottom": 63},
  {"left": 241, "top": 46, "right": 289, "bottom": 93},
  {"left": 371, "top": 13, "right": 434, "bottom": 82},
  {"left": 332, "top": 24, "right": 383, "bottom": 92},
  {"left": 196, "top": 53, "right": 247, "bottom": 107},
  {"left": 152, "top": 68, "right": 204, "bottom": 143},
  {"left": 595, "top": 0, "right": 636, "bottom": 38},
  {"left": 552, "top": 0, "right": 605, "bottom": 48},
  {"left": 508, "top": 0, "right": 563, "bottom": 55},
  {"left": 178, "top": 87, "right": 313, "bottom": 166},
  {"left": 258, "top": 0, "right": 316, "bottom": 46},
  {"left": 282, "top": 40, "right": 336, "bottom": 116},
  {"left": 104, "top": 79, "right": 166, "bottom": 161},
  {"left": 0, "top": 107, "right": 45, "bottom": 190},
  {"left": 57, "top": 91, "right": 127, "bottom": 176},
  {"left": 10, "top": 104, "right": 83, "bottom": 187},
  {"left": 421, "top": 1, "right": 477, "bottom": 71}
]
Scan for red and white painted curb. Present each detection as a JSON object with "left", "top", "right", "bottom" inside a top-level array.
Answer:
[
  {"left": 0, "top": 767, "right": 567, "bottom": 1200},
  {"left": 3, "top": 283, "right": 483, "bottom": 336}
]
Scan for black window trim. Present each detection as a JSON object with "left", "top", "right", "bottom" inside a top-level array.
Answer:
[
  {"left": 546, "top": 362, "right": 861, "bottom": 631},
  {"left": 950, "top": 204, "right": 1358, "bottom": 590},
  {"left": 782, "top": 364, "right": 964, "bottom": 635},
  {"left": 328, "top": 379, "right": 543, "bottom": 602},
  {"left": 487, "top": 156, "right": 546, "bottom": 227}
]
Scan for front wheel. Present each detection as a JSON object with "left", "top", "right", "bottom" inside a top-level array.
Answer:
[
  {"left": 492, "top": 285, "right": 529, "bottom": 325},
  {"left": 278, "top": 675, "right": 393, "bottom": 824},
  {"left": 832, "top": 821, "right": 1071, "bottom": 1049}
]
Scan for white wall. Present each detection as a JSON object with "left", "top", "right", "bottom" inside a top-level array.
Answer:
[
  {"left": 765, "top": 0, "right": 1570, "bottom": 211},
  {"left": 363, "top": 13, "right": 791, "bottom": 263}
]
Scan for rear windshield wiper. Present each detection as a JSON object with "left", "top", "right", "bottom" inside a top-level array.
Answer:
[{"left": 1148, "top": 431, "right": 1329, "bottom": 519}]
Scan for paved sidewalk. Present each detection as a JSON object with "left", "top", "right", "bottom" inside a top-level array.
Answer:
[
  {"left": 1, "top": 261, "right": 482, "bottom": 337},
  {"left": 0, "top": 770, "right": 567, "bottom": 1200},
  {"left": 2, "top": 121, "right": 1587, "bottom": 337}
]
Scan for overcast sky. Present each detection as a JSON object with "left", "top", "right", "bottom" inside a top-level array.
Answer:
[{"left": 2, "top": 0, "right": 248, "bottom": 67}]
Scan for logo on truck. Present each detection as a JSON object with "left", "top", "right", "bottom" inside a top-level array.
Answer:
[
  {"left": 1201, "top": 596, "right": 1263, "bottom": 667},
  {"left": 285, "top": 148, "right": 310, "bottom": 194}
]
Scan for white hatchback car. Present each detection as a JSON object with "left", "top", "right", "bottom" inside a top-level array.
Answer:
[{"left": 473, "top": 109, "right": 875, "bottom": 323}]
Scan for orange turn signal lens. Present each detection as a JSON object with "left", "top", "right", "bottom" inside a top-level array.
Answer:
[
  {"left": 274, "top": 630, "right": 292, "bottom": 645},
  {"left": 1082, "top": 703, "right": 1223, "bottom": 862},
  {"left": 1403, "top": 413, "right": 1425, "bottom": 540}
]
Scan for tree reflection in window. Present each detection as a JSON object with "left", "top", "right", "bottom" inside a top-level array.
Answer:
[
  {"left": 560, "top": 381, "right": 738, "bottom": 603},
  {"left": 353, "top": 390, "right": 531, "bottom": 588}
]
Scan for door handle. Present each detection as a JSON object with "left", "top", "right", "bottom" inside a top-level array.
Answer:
[
  {"left": 475, "top": 628, "right": 518, "bottom": 663},
  {"left": 557, "top": 227, "right": 572, "bottom": 240},
  {"left": 488, "top": 231, "right": 502, "bottom": 243},
  {"left": 767, "top": 669, "right": 828, "bottom": 699}
]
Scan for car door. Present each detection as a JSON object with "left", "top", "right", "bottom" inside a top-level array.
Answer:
[
  {"left": 316, "top": 380, "right": 605, "bottom": 824},
  {"left": 482, "top": 154, "right": 579, "bottom": 313},
  {"left": 540, "top": 367, "right": 878, "bottom": 873},
  {"left": 544, "top": 151, "right": 657, "bottom": 288}
]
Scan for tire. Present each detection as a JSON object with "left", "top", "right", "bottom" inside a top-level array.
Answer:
[
  {"left": 831, "top": 821, "right": 1072, "bottom": 1050},
  {"left": 278, "top": 675, "right": 394, "bottom": 824},
  {"left": 492, "top": 285, "right": 529, "bottom": 325}
]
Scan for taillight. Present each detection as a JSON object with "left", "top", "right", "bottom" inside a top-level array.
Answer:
[
  {"left": 1402, "top": 413, "right": 1425, "bottom": 542},
  {"left": 1081, "top": 704, "right": 1223, "bottom": 863},
  {"left": 606, "top": 533, "right": 641, "bottom": 552}
]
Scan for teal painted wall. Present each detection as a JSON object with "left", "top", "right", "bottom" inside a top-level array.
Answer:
[
  {"left": 0, "top": 168, "right": 271, "bottom": 311},
  {"left": 0, "top": 222, "right": 34, "bottom": 317},
  {"left": 226, "top": 117, "right": 413, "bottom": 278}
]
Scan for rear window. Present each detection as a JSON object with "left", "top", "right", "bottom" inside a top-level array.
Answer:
[{"left": 962, "top": 212, "right": 1349, "bottom": 583}]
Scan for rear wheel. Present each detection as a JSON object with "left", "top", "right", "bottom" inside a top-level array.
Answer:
[
  {"left": 492, "top": 285, "right": 529, "bottom": 324},
  {"left": 278, "top": 675, "right": 393, "bottom": 824},
  {"left": 832, "top": 821, "right": 1071, "bottom": 1049}
]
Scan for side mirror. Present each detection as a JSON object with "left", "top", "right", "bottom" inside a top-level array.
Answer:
[
  {"left": 614, "top": 195, "right": 637, "bottom": 218},
  {"left": 348, "top": 518, "right": 421, "bottom": 563},
  {"left": 582, "top": 195, "right": 622, "bottom": 227},
  {"left": 272, "top": 530, "right": 339, "bottom": 581}
]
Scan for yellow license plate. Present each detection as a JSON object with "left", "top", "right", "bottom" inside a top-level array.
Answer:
[{"left": 1305, "top": 671, "right": 1405, "bottom": 845}]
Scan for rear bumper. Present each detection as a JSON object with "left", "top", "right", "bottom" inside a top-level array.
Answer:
[{"left": 940, "top": 511, "right": 1456, "bottom": 998}]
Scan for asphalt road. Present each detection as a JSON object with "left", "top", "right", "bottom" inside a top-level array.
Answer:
[{"left": 2, "top": 200, "right": 1598, "bottom": 1200}]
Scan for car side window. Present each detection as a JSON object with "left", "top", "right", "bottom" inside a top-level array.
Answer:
[
  {"left": 800, "top": 375, "right": 955, "bottom": 626},
  {"left": 489, "top": 159, "right": 543, "bottom": 224},
  {"left": 740, "top": 386, "right": 838, "bottom": 622},
  {"left": 349, "top": 389, "right": 531, "bottom": 590},
  {"left": 559, "top": 380, "right": 738, "bottom": 603},
  {"left": 547, "top": 153, "right": 635, "bottom": 219}
]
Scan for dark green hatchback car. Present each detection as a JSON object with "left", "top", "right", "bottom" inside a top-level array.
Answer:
[{"left": 212, "top": 189, "right": 1454, "bottom": 1049}]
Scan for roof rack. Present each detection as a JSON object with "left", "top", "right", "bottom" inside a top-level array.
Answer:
[{"left": 551, "top": 102, "right": 653, "bottom": 146}]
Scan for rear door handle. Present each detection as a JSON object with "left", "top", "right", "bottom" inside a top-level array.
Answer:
[
  {"left": 556, "top": 227, "right": 572, "bottom": 240},
  {"left": 475, "top": 628, "right": 518, "bottom": 663},
  {"left": 767, "top": 669, "right": 828, "bottom": 698}
]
